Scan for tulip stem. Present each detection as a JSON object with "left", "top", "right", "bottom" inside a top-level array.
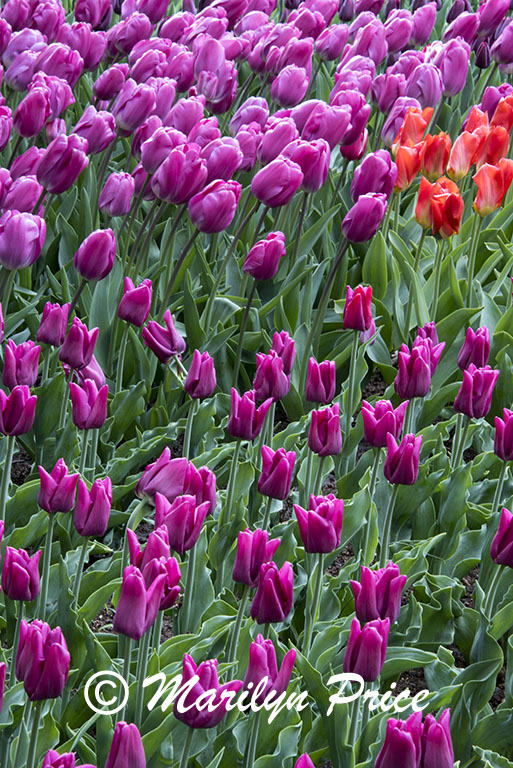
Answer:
[
  {"left": 115, "top": 323, "right": 130, "bottom": 395},
  {"left": 226, "top": 584, "right": 250, "bottom": 664},
  {"left": 393, "top": 192, "right": 401, "bottom": 234},
  {"left": 180, "top": 545, "right": 197, "bottom": 635},
  {"left": 9, "top": 601, "right": 23, "bottom": 687},
  {"left": 159, "top": 229, "right": 201, "bottom": 320},
  {"left": 126, "top": 197, "right": 160, "bottom": 277},
  {"left": 466, "top": 214, "right": 483, "bottom": 307},
  {"left": 183, "top": 398, "right": 198, "bottom": 459},
  {"left": 452, "top": 415, "right": 470, "bottom": 468},
  {"left": 179, "top": 726, "right": 194, "bottom": 768},
  {"left": 118, "top": 636, "right": 133, "bottom": 723},
  {"left": 404, "top": 229, "right": 427, "bottom": 337},
  {"left": 232, "top": 279, "right": 257, "bottom": 387},
  {"left": 78, "top": 430, "right": 89, "bottom": 477},
  {"left": 403, "top": 398, "right": 416, "bottom": 436},
  {"left": 87, "top": 428, "right": 99, "bottom": 481},
  {"left": 38, "top": 514, "right": 55, "bottom": 621},
  {"left": 292, "top": 190, "right": 309, "bottom": 264},
  {"left": 69, "top": 278, "right": 87, "bottom": 318},
  {"left": 348, "top": 694, "right": 361, "bottom": 753},
  {"left": 162, "top": 203, "right": 188, "bottom": 286},
  {"left": 72, "top": 537, "right": 89, "bottom": 609},
  {"left": 314, "top": 455, "right": 325, "bottom": 495},
  {"left": 301, "top": 447, "right": 314, "bottom": 507},
  {"left": 41, "top": 351, "right": 51, "bottom": 383},
  {"left": 7, "top": 135, "right": 22, "bottom": 168},
  {"left": 219, "top": 440, "right": 242, "bottom": 530},
  {"left": 134, "top": 630, "right": 151, "bottom": 727},
  {"left": 153, "top": 611, "right": 163, "bottom": 654},
  {"left": 329, "top": 160, "right": 348, "bottom": 208},
  {"left": 120, "top": 499, "right": 148, "bottom": 578},
  {"left": 379, "top": 484, "right": 399, "bottom": 568},
  {"left": 0, "top": 434, "right": 15, "bottom": 521},
  {"left": 344, "top": 329, "right": 360, "bottom": 449},
  {"left": 483, "top": 566, "right": 503, "bottom": 619},
  {"left": 299, "top": 239, "right": 349, "bottom": 394},
  {"left": 261, "top": 495, "right": 274, "bottom": 530},
  {"left": 431, "top": 238, "right": 445, "bottom": 320},
  {"left": 361, "top": 449, "right": 381, "bottom": 565},
  {"left": 25, "top": 700, "right": 43, "bottom": 768},
  {"left": 303, "top": 552, "right": 324, "bottom": 656},
  {"left": 31, "top": 190, "right": 46, "bottom": 216},
  {"left": 491, "top": 461, "right": 508, "bottom": 520},
  {"left": 243, "top": 710, "right": 262, "bottom": 768}
]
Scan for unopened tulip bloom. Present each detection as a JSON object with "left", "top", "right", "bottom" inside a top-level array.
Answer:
[
  {"left": 473, "top": 158, "right": 513, "bottom": 216},
  {"left": 173, "top": 655, "right": 243, "bottom": 728},
  {"left": 38, "top": 458, "right": 79, "bottom": 514},
  {"left": 342, "top": 193, "right": 388, "bottom": 242},
  {"left": 243, "top": 635, "right": 296, "bottom": 704},
  {"left": 271, "top": 65, "right": 310, "bottom": 108},
  {"left": 227, "top": 388, "right": 273, "bottom": 441},
  {"left": 233, "top": 528, "right": 280, "bottom": 587},
  {"left": 491, "top": 507, "right": 513, "bottom": 566},
  {"left": 2, "top": 174, "right": 42, "bottom": 215},
  {"left": 495, "top": 408, "right": 513, "bottom": 462},
  {"left": 141, "top": 555, "right": 181, "bottom": 610},
  {"left": 74, "top": 477, "right": 112, "bottom": 537},
  {"left": 351, "top": 150, "right": 397, "bottom": 201},
  {"left": 394, "top": 143, "right": 424, "bottom": 191},
  {"left": 2, "top": 340, "right": 40, "bottom": 389},
  {"left": 381, "top": 97, "right": 422, "bottom": 146},
  {"left": 69, "top": 379, "right": 108, "bottom": 430},
  {"left": 105, "top": 722, "right": 146, "bottom": 768},
  {"left": 251, "top": 561, "right": 294, "bottom": 624},
  {"left": 421, "top": 133, "right": 452, "bottom": 181},
  {"left": 112, "top": 78, "right": 156, "bottom": 135},
  {"left": 73, "top": 229, "right": 116, "bottom": 282},
  {"left": 99, "top": 172, "right": 135, "bottom": 217},
  {"left": 0, "top": 210, "right": 46, "bottom": 270},
  {"left": 114, "top": 565, "right": 166, "bottom": 640},
  {"left": 184, "top": 350, "right": 216, "bottom": 399},
  {"left": 13, "top": 87, "right": 51, "bottom": 138},
  {"left": 251, "top": 156, "right": 303, "bottom": 207},
  {"left": 16, "top": 620, "right": 70, "bottom": 700},
  {"left": 343, "top": 285, "right": 373, "bottom": 333},
  {"left": 271, "top": 331, "right": 295, "bottom": 376},
  {"left": 201, "top": 137, "right": 243, "bottom": 183},
  {"left": 294, "top": 493, "right": 343, "bottom": 553},
  {"left": 142, "top": 310, "right": 185, "bottom": 363},
  {"left": 136, "top": 450, "right": 216, "bottom": 512},
  {"left": 154, "top": 493, "right": 210, "bottom": 555},
  {"left": 421, "top": 709, "right": 454, "bottom": 768},
  {"left": 118, "top": 277, "right": 152, "bottom": 327},
  {"left": 429, "top": 38, "right": 471, "bottom": 97},
  {"left": 0, "top": 385, "right": 37, "bottom": 435},
  {"left": 59, "top": 318, "right": 99, "bottom": 370},
  {"left": 306, "top": 358, "right": 336, "bottom": 403},
  {"left": 457, "top": 326, "right": 490, "bottom": 370},
  {"left": 454, "top": 364, "right": 499, "bottom": 419},
  {"left": 477, "top": 0, "right": 509, "bottom": 35},
  {"left": 406, "top": 63, "right": 443, "bottom": 110},
  {"left": 253, "top": 351, "right": 291, "bottom": 401},
  {"left": 375, "top": 712, "right": 422, "bottom": 768},
  {"left": 2, "top": 547, "right": 41, "bottom": 602},
  {"left": 128, "top": 526, "right": 171, "bottom": 573},
  {"left": 384, "top": 433, "right": 422, "bottom": 485},
  {"left": 151, "top": 144, "right": 208, "bottom": 204},
  {"left": 295, "top": 756, "right": 315, "bottom": 768},
  {"left": 42, "top": 750, "right": 96, "bottom": 768},
  {"left": 351, "top": 563, "right": 407, "bottom": 623},
  {"left": 395, "top": 341, "right": 433, "bottom": 399},
  {"left": 243, "top": 232, "right": 286, "bottom": 281},
  {"left": 72, "top": 106, "right": 115, "bottom": 155},
  {"left": 189, "top": 179, "right": 241, "bottom": 234},
  {"left": 282, "top": 138, "right": 331, "bottom": 193},
  {"left": 93, "top": 63, "right": 129, "bottom": 100},
  {"left": 491, "top": 23, "right": 513, "bottom": 71},
  {"left": 411, "top": 2, "right": 437, "bottom": 44},
  {"left": 309, "top": 403, "right": 342, "bottom": 456},
  {"left": 361, "top": 400, "right": 408, "bottom": 448},
  {"left": 415, "top": 176, "right": 464, "bottom": 238},
  {"left": 316, "top": 24, "right": 348, "bottom": 60},
  {"left": 258, "top": 446, "right": 296, "bottom": 500},
  {"left": 343, "top": 617, "right": 390, "bottom": 681}
]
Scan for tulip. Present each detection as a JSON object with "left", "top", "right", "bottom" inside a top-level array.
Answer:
[
  {"left": 142, "top": 310, "right": 186, "bottom": 363},
  {"left": 491, "top": 23, "right": 513, "bottom": 71},
  {"left": 72, "top": 107, "right": 116, "bottom": 155},
  {"left": 375, "top": 713, "right": 422, "bottom": 768},
  {"left": 316, "top": 24, "right": 348, "bottom": 60},
  {"left": 118, "top": 277, "right": 152, "bottom": 327},
  {"left": 421, "top": 133, "right": 452, "bottom": 181},
  {"left": 37, "top": 133, "right": 89, "bottom": 195},
  {"left": 13, "top": 87, "right": 51, "bottom": 137},
  {"left": 128, "top": 526, "right": 170, "bottom": 573},
  {"left": 491, "top": 507, "right": 513, "bottom": 566},
  {"left": 394, "top": 143, "right": 424, "bottom": 192},
  {"left": 392, "top": 105, "right": 431, "bottom": 149},
  {"left": 294, "top": 493, "right": 343, "bottom": 553},
  {"left": 165, "top": 95, "right": 206, "bottom": 135},
  {"left": 201, "top": 137, "right": 243, "bottom": 183},
  {"left": 10, "top": 148, "right": 43, "bottom": 182},
  {"left": 188, "top": 179, "right": 241, "bottom": 234},
  {"left": 495, "top": 409, "right": 513, "bottom": 462},
  {"left": 154, "top": 493, "right": 210, "bottom": 555},
  {"left": 188, "top": 117, "right": 221, "bottom": 149},
  {"left": 0, "top": 210, "right": 46, "bottom": 270},
  {"left": 56, "top": 22, "right": 107, "bottom": 71},
  {"left": 406, "top": 63, "right": 443, "bottom": 110},
  {"left": 141, "top": 555, "right": 181, "bottom": 610},
  {"left": 381, "top": 97, "right": 422, "bottom": 146},
  {"left": 453, "top": 363, "right": 499, "bottom": 419},
  {"left": 2, "top": 175, "right": 43, "bottom": 215},
  {"left": 473, "top": 158, "right": 513, "bottom": 216},
  {"left": 93, "top": 63, "right": 129, "bottom": 100},
  {"left": 351, "top": 563, "right": 407, "bottom": 623},
  {"left": 73, "top": 228, "right": 116, "bottom": 282},
  {"left": 253, "top": 350, "right": 291, "bottom": 402},
  {"left": 429, "top": 38, "right": 471, "bottom": 97},
  {"left": 251, "top": 156, "right": 303, "bottom": 207},
  {"left": 394, "top": 341, "right": 433, "bottom": 399},
  {"left": 361, "top": 399, "right": 409, "bottom": 448},
  {"left": 151, "top": 144, "right": 208, "bottom": 205},
  {"left": 271, "top": 331, "right": 296, "bottom": 376},
  {"left": 411, "top": 2, "right": 437, "bottom": 44},
  {"left": 42, "top": 750, "right": 96, "bottom": 768},
  {"left": 251, "top": 561, "right": 294, "bottom": 624},
  {"left": 173, "top": 654, "right": 243, "bottom": 728},
  {"left": 2, "top": 340, "right": 40, "bottom": 390},
  {"left": 384, "top": 433, "right": 422, "bottom": 485},
  {"left": 305, "top": 358, "right": 336, "bottom": 404},
  {"left": 105, "top": 722, "right": 146, "bottom": 768},
  {"left": 351, "top": 150, "right": 397, "bottom": 201},
  {"left": 243, "top": 231, "right": 286, "bottom": 281},
  {"left": 343, "top": 285, "right": 373, "bottom": 333},
  {"left": 16, "top": 619, "right": 70, "bottom": 700},
  {"left": 243, "top": 635, "right": 296, "bottom": 704},
  {"left": 59, "top": 318, "right": 99, "bottom": 370},
  {"left": 421, "top": 709, "right": 454, "bottom": 768},
  {"left": 184, "top": 350, "right": 216, "bottom": 399},
  {"left": 74, "top": 477, "right": 112, "bottom": 537},
  {"left": 0, "top": 385, "right": 37, "bottom": 435},
  {"left": 136, "top": 450, "right": 216, "bottom": 512},
  {"left": 415, "top": 176, "right": 464, "bottom": 238},
  {"left": 258, "top": 446, "right": 296, "bottom": 500},
  {"left": 227, "top": 388, "right": 273, "bottom": 441},
  {"left": 257, "top": 118, "right": 299, "bottom": 165},
  {"left": 38, "top": 458, "right": 79, "bottom": 514},
  {"left": 282, "top": 138, "right": 331, "bottom": 194},
  {"left": 114, "top": 565, "right": 166, "bottom": 640},
  {"left": 99, "top": 172, "right": 135, "bottom": 217},
  {"left": 308, "top": 403, "right": 342, "bottom": 457},
  {"left": 295, "top": 756, "right": 315, "bottom": 768},
  {"left": 477, "top": 0, "right": 509, "bottom": 36},
  {"left": 343, "top": 617, "right": 390, "bottom": 681},
  {"left": 2, "top": 547, "right": 41, "bottom": 602},
  {"left": 457, "top": 326, "right": 490, "bottom": 370},
  {"left": 229, "top": 96, "right": 269, "bottom": 135},
  {"left": 271, "top": 65, "right": 310, "bottom": 108},
  {"left": 69, "top": 379, "right": 108, "bottom": 431},
  {"left": 112, "top": 78, "right": 156, "bottom": 135},
  {"left": 233, "top": 528, "right": 280, "bottom": 587},
  {"left": 342, "top": 193, "right": 388, "bottom": 242},
  {"left": 140, "top": 126, "right": 185, "bottom": 173}
]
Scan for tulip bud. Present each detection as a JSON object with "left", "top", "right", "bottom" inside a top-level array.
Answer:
[
  {"left": 37, "top": 134, "right": 89, "bottom": 195},
  {"left": 135, "top": 449, "right": 216, "bottom": 511},
  {"left": 201, "top": 137, "right": 243, "bottom": 182},
  {"left": 59, "top": 317, "right": 99, "bottom": 371},
  {"left": 74, "top": 477, "right": 112, "bottom": 536},
  {"left": 184, "top": 350, "right": 216, "bottom": 399},
  {"left": 114, "top": 565, "right": 166, "bottom": 640},
  {"left": 361, "top": 399, "right": 408, "bottom": 448},
  {"left": 2, "top": 339, "right": 40, "bottom": 389},
  {"left": 128, "top": 525, "right": 171, "bottom": 573},
  {"left": 93, "top": 63, "right": 129, "bottom": 100},
  {"left": 343, "top": 616, "right": 390, "bottom": 681},
  {"left": 305, "top": 358, "right": 336, "bottom": 404},
  {"left": 295, "top": 756, "right": 316, "bottom": 768},
  {"left": 253, "top": 350, "right": 291, "bottom": 402},
  {"left": 154, "top": 493, "right": 210, "bottom": 555},
  {"left": 421, "top": 709, "right": 454, "bottom": 768},
  {"left": 233, "top": 528, "right": 280, "bottom": 587},
  {"left": 294, "top": 493, "right": 343, "bottom": 553},
  {"left": 118, "top": 277, "right": 152, "bottom": 327},
  {"left": 99, "top": 172, "right": 135, "bottom": 217},
  {"left": 141, "top": 555, "right": 181, "bottom": 610},
  {"left": 227, "top": 388, "right": 273, "bottom": 441},
  {"left": 105, "top": 722, "right": 146, "bottom": 768},
  {"left": 243, "top": 231, "right": 286, "bottom": 281},
  {"left": 251, "top": 156, "right": 304, "bottom": 207},
  {"left": 457, "top": 326, "right": 490, "bottom": 370},
  {"left": 69, "top": 378, "right": 108, "bottom": 430},
  {"left": 308, "top": 403, "right": 342, "bottom": 456},
  {"left": 188, "top": 178, "right": 242, "bottom": 233},
  {"left": 73, "top": 228, "right": 116, "bottom": 282},
  {"left": 453, "top": 363, "right": 499, "bottom": 419},
  {"left": 473, "top": 158, "right": 513, "bottom": 217},
  {"left": 0, "top": 210, "right": 46, "bottom": 270},
  {"left": 350, "top": 562, "right": 407, "bottom": 623},
  {"left": 494, "top": 408, "right": 513, "bottom": 461},
  {"left": 142, "top": 310, "right": 186, "bottom": 363},
  {"left": 384, "top": 433, "right": 422, "bottom": 485},
  {"left": 258, "top": 446, "right": 296, "bottom": 500},
  {"left": 394, "top": 341, "right": 433, "bottom": 399},
  {"left": 343, "top": 285, "right": 373, "bottom": 333},
  {"left": 0, "top": 385, "right": 37, "bottom": 436},
  {"left": 243, "top": 635, "right": 296, "bottom": 704},
  {"left": 173, "top": 655, "right": 243, "bottom": 728},
  {"left": 351, "top": 150, "right": 398, "bottom": 201},
  {"left": 342, "top": 193, "right": 388, "bottom": 242},
  {"left": 375, "top": 713, "right": 422, "bottom": 768},
  {"left": 270, "top": 65, "right": 310, "bottom": 108},
  {"left": 491, "top": 507, "right": 513, "bottom": 566},
  {"left": 151, "top": 143, "right": 208, "bottom": 204},
  {"left": 421, "top": 133, "right": 451, "bottom": 181},
  {"left": 2, "top": 547, "right": 41, "bottom": 602},
  {"left": 11, "top": 147, "right": 45, "bottom": 181},
  {"left": 13, "top": 87, "right": 51, "bottom": 138},
  {"left": 16, "top": 619, "right": 70, "bottom": 700},
  {"left": 251, "top": 561, "right": 294, "bottom": 624},
  {"left": 38, "top": 458, "right": 79, "bottom": 514},
  {"left": 112, "top": 78, "right": 156, "bottom": 135}
]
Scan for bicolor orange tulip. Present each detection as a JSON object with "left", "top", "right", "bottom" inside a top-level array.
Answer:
[
  {"left": 465, "top": 106, "right": 489, "bottom": 133},
  {"left": 475, "top": 125, "right": 509, "bottom": 170},
  {"left": 415, "top": 176, "right": 463, "bottom": 238},
  {"left": 491, "top": 95, "right": 513, "bottom": 132},
  {"left": 447, "top": 129, "right": 486, "bottom": 181},
  {"left": 473, "top": 158, "right": 513, "bottom": 217},
  {"left": 394, "top": 142, "right": 424, "bottom": 191},
  {"left": 415, "top": 176, "right": 433, "bottom": 229},
  {"left": 392, "top": 107, "right": 433, "bottom": 154},
  {"left": 421, "top": 133, "right": 451, "bottom": 181}
]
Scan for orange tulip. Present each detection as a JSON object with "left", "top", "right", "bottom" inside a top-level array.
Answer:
[
  {"left": 473, "top": 158, "right": 513, "bottom": 217},
  {"left": 415, "top": 176, "right": 433, "bottom": 229},
  {"left": 491, "top": 95, "right": 513, "bottom": 132},
  {"left": 475, "top": 125, "right": 509, "bottom": 170},
  {"left": 421, "top": 133, "right": 451, "bottom": 181},
  {"left": 394, "top": 142, "right": 424, "bottom": 191},
  {"left": 465, "top": 106, "right": 489, "bottom": 132},
  {"left": 447, "top": 129, "right": 486, "bottom": 181},
  {"left": 392, "top": 107, "right": 433, "bottom": 154},
  {"left": 415, "top": 176, "right": 463, "bottom": 238}
]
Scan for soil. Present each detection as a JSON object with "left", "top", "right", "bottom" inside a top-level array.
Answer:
[
  {"left": 89, "top": 597, "right": 116, "bottom": 634},
  {"left": 461, "top": 565, "right": 479, "bottom": 609},
  {"left": 327, "top": 543, "right": 354, "bottom": 576},
  {"left": 395, "top": 666, "right": 428, "bottom": 696},
  {"left": 11, "top": 447, "right": 32, "bottom": 486},
  {"left": 361, "top": 369, "right": 388, "bottom": 400}
]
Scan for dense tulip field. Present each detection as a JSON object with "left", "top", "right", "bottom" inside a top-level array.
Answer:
[{"left": 0, "top": 0, "right": 513, "bottom": 765}]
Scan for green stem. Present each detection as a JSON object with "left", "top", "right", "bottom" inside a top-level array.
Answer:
[
  {"left": 404, "top": 229, "right": 427, "bottom": 336},
  {"left": 431, "top": 238, "right": 445, "bottom": 319},
  {"left": 162, "top": 203, "right": 187, "bottom": 286},
  {"left": 180, "top": 545, "right": 197, "bottom": 634},
  {"left": 292, "top": 190, "right": 309, "bottom": 263},
  {"left": 329, "top": 159, "right": 348, "bottom": 208},
  {"left": 261, "top": 495, "right": 273, "bottom": 530},
  {"left": 11, "top": 699, "right": 31, "bottom": 768},
  {"left": 313, "top": 455, "right": 325, "bottom": 495},
  {"left": 452, "top": 415, "right": 470, "bottom": 468},
  {"left": 301, "top": 448, "right": 314, "bottom": 507},
  {"left": 115, "top": 324, "right": 130, "bottom": 395},
  {"left": 120, "top": 499, "right": 147, "bottom": 578},
  {"left": 348, "top": 695, "right": 361, "bottom": 755},
  {"left": 31, "top": 190, "right": 46, "bottom": 216},
  {"left": 87, "top": 429, "right": 99, "bottom": 481},
  {"left": 451, "top": 413, "right": 463, "bottom": 468},
  {"left": 232, "top": 279, "right": 257, "bottom": 386},
  {"left": 361, "top": 448, "right": 381, "bottom": 565},
  {"left": 132, "top": 200, "right": 165, "bottom": 277},
  {"left": 0, "top": 435, "right": 15, "bottom": 521},
  {"left": 72, "top": 537, "right": 89, "bottom": 608},
  {"left": 179, "top": 727, "right": 194, "bottom": 768},
  {"left": 345, "top": 330, "right": 360, "bottom": 443},
  {"left": 302, "top": 552, "right": 324, "bottom": 655},
  {"left": 69, "top": 278, "right": 87, "bottom": 317},
  {"left": 466, "top": 213, "right": 483, "bottom": 307},
  {"left": 78, "top": 430, "right": 89, "bottom": 477},
  {"left": 182, "top": 398, "right": 198, "bottom": 459},
  {"left": 126, "top": 197, "right": 160, "bottom": 277},
  {"left": 38, "top": 514, "right": 55, "bottom": 621},
  {"left": 393, "top": 192, "right": 401, "bottom": 234},
  {"left": 9, "top": 602, "right": 23, "bottom": 686},
  {"left": 58, "top": 381, "right": 69, "bottom": 430},
  {"left": 153, "top": 611, "right": 163, "bottom": 654},
  {"left": 118, "top": 636, "right": 133, "bottom": 723},
  {"left": 41, "top": 351, "right": 50, "bottom": 383},
  {"left": 491, "top": 462, "right": 508, "bottom": 520},
  {"left": 158, "top": 229, "right": 201, "bottom": 320},
  {"left": 219, "top": 441, "right": 242, "bottom": 529},
  {"left": 243, "top": 710, "right": 261, "bottom": 768},
  {"left": 483, "top": 566, "right": 503, "bottom": 619},
  {"left": 134, "top": 630, "right": 151, "bottom": 727},
  {"left": 379, "top": 485, "right": 399, "bottom": 568},
  {"left": 25, "top": 700, "right": 43, "bottom": 768},
  {"left": 226, "top": 584, "right": 250, "bottom": 663}
]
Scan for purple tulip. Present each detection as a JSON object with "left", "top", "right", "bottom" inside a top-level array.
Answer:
[
  {"left": 11, "top": 147, "right": 44, "bottom": 180},
  {"left": 0, "top": 210, "right": 46, "bottom": 270},
  {"left": 384, "top": 9, "right": 414, "bottom": 52},
  {"left": 118, "top": 277, "right": 152, "bottom": 327},
  {"left": 74, "top": 354, "right": 106, "bottom": 389},
  {"left": 59, "top": 318, "right": 99, "bottom": 371},
  {"left": 282, "top": 138, "right": 331, "bottom": 193},
  {"left": 444, "top": 10, "right": 479, "bottom": 42},
  {"left": 114, "top": 565, "right": 166, "bottom": 640},
  {"left": 294, "top": 493, "right": 343, "bottom": 553},
  {"left": 243, "top": 634, "right": 296, "bottom": 704},
  {"left": 142, "top": 310, "right": 186, "bottom": 363},
  {"left": 411, "top": 2, "right": 437, "bottom": 44},
  {"left": 189, "top": 179, "right": 242, "bottom": 233},
  {"left": 201, "top": 137, "right": 242, "bottom": 183},
  {"left": 184, "top": 350, "right": 216, "bottom": 399},
  {"left": 42, "top": 750, "right": 95, "bottom": 768},
  {"left": 421, "top": 709, "right": 454, "bottom": 768},
  {"left": 258, "top": 446, "right": 296, "bottom": 500},
  {"left": 232, "top": 528, "right": 280, "bottom": 587},
  {"left": 111, "top": 13, "right": 152, "bottom": 57},
  {"left": 294, "top": 756, "right": 315, "bottom": 768},
  {"left": 372, "top": 72, "right": 407, "bottom": 115},
  {"left": 361, "top": 400, "right": 408, "bottom": 448},
  {"left": 151, "top": 143, "right": 208, "bottom": 204},
  {"left": 99, "top": 172, "right": 135, "bottom": 217},
  {"left": 2, "top": 339, "right": 40, "bottom": 390},
  {"left": 308, "top": 403, "right": 342, "bottom": 456},
  {"left": 128, "top": 525, "right": 171, "bottom": 573},
  {"left": 73, "top": 228, "right": 116, "bottom": 282},
  {"left": 457, "top": 326, "right": 490, "bottom": 370},
  {"left": 37, "top": 133, "right": 89, "bottom": 195},
  {"left": 316, "top": 24, "right": 349, "bottom": 60},
  {"left": 16, "top": 619, "right": 70, "bottom": 700},
  {"left": 35, "top": 43, "right": 84, "bottom": 88},
  {"left": 375, "top": 712, "right": 422, "bottom": 768},
  {"left": 351, "top": 562, "right": 407, "bottom": 623},
  {"left": 74, "top": 477, "right": 112, "bottom": 537},
  {"left": 270, "top": 331, "right": 295, "bottom": 377},
  {"left": 105, "top": 722, "right": 146, "bottom": 768},
  {"left": 227, "top": 388, "right": 273, "bottom": 441},
  {"left": 257, "top": 118, "right": 299, "bottom": 165},
  {"left": 93, "top": 63, "right": 129, "bottom": 100},
  {"left": 343, "top": 284, "right": 373, "bottom": 332},
  {"left": 384, "top": 433, "right": 422, "bottom": 485},
  {"left": 141, "top": 555, "right": 181, "bottom": 610},
  {"left": 173, "top": 654, "right": 243, "bottom": 728},
  {"left": 406, "top": 63, "right": 443, "bottom": 109},
  {"left": 495, "top": 408, "right": 513, "bottom": 462},
  {"left": 270, "top": 65, "right": 310, "bottom": 108},
  {"left": 351, "top": 150, "right": 397, "bottom": 202},
  {"left": 2, "top": 175, "right": 43, "bottom": 215},
  {"left": 394, "top": 341, "right": 433, "bottom": 399},
  {"left": 229, "top": 96, "right": 269, "bottom": 134},
  {"left": 154, "top": 493, "right": 210, "bottom": 555},
  {"left": 0, "top": 386, "right": 37, "bottom": 435},
  {"left": 188, "top": 117, "right": 221, "bottom": 149},
  {"left": 477, "top": 0, "right": 510, "bottom": 35},
  {"left": 165, "top": 94, "right": 206, "bottom": 134},
  {"left": 428, "top": 38, "right": 471, "bottom": 97},
  {"left": 136, "top": 449, "right": 216, "bottom": 512},
  {"left": 453, "top": 364, "right": 499, "bottom": 419},
  {"left": 2, "top": 547, "right": 41, "bottom": 602},
  {"left": 343, "top": 616, "right": 390, "bottom": 681},
  {"left": 491, "top": 507, "right": 513, "bottom": 566},
  {"left": 243, "top": 231, "right": 286, "bottom": 281},
  {"left": 253, "top": 350, "right": 291, "bottom": 402},
  {"left": 139, "top": 125, "right": 184, "bottom": 172},
  {"left": 72, "top": 106, "right": 116, "bottom": 155},
  {"left": 306, "top": 358, "right": 336, "bottom": 403},
  {"left": 381, "top": 96, "right": 421, "bottom": 145},
  {"left": 69, "top": 378, "right": 108, "bottom": 430},
  {"left": 491, "top": 22, "right": 513, "bottom": 70},
  {"left": 342, "top": 193, "right": 388, "bottom": 243},
  {"left": 112, "top": 78, "right": 156, "bottom": 135},
  {"left": 251, "top": 155, "right": 303, "bottom": 207},
  {"left": 251, "top": 561, "right": 294, "bottom": 624},
  {"left": 38, "top": 458, "right": 79, "bottom": 514},
  {"left": 56, "top": 22, "right": 107, "bottom": 71}
]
